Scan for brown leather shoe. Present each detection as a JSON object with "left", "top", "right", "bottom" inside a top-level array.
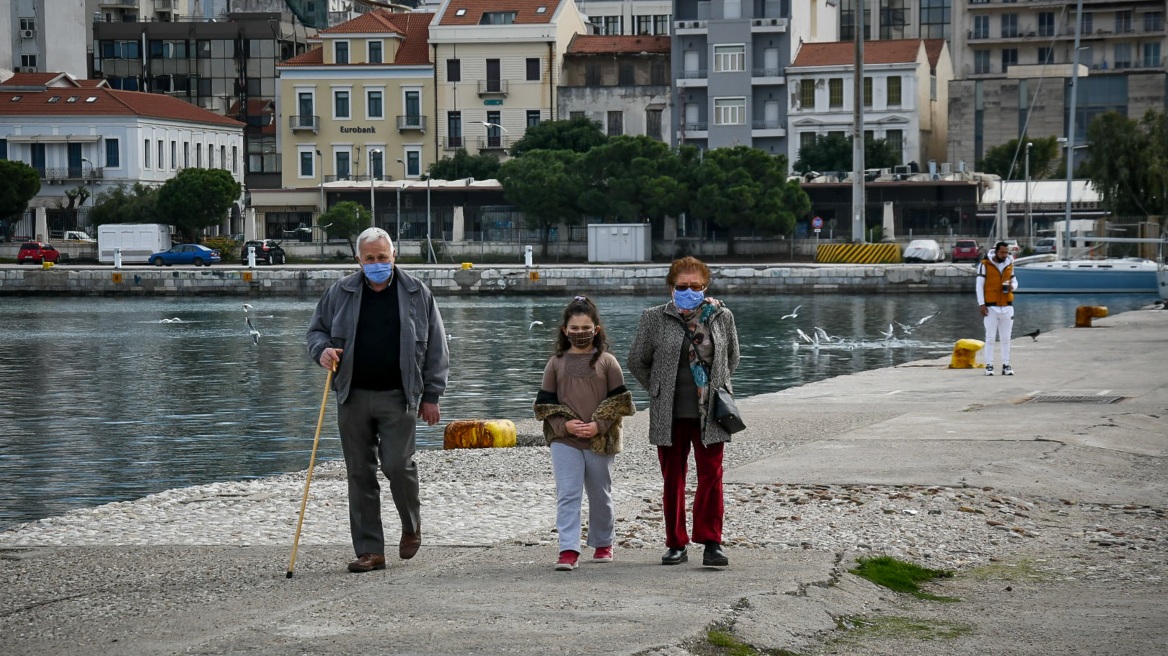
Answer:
[
  {"left": 347, "top": 553, "right": 386, "bottom": 573},
  {"left": 399, "top": 529, "right": 422, "bottom": 560}
]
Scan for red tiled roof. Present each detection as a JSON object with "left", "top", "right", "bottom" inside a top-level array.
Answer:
[
  {"left": 1, "top": 72, "right": 75, "bottom": 87},
  {"left": 792, "top": 39, "right": 927, "bottom": 68},
  {"left": 435, "top": 0, "right": 561, "bottom": 26},
  {"left": 321, "top": 8, "right": 406, "bottom": 35},
  {"left": 282, "top": 12, "right": 431, "bottom": 66},
  {"left": 78, "top": 79, "right": 110, "bottom": 88},
  {"left": 567, "top": 35, "right": 670, "bottom": 55},
  {"left": 0, "top": 84, "right": 242, "bottom": 128}
]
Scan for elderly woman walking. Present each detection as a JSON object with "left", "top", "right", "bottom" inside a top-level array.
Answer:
[{"left": 627, "top": 256, "right": 740, "bottom": 568}]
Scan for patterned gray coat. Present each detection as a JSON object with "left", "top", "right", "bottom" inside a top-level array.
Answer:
[{"left": 626, "top": 301, "right": 740, "bottom": 447}]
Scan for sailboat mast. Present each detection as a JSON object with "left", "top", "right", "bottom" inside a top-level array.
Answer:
[{"left": 1064, "top": 0, "right": 1085, "bottom": 260}]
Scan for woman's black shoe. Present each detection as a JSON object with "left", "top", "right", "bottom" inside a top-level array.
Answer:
[
  {"left": 661, "top": 547, "right": 688, "bottom": 565},
  {"left": 702, "top": 543, "right": 729, "bottom": 568}
]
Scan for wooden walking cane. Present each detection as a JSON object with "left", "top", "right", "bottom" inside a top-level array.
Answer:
[{"left": 286, "top": 365, "right": 334, "bottom": 579}]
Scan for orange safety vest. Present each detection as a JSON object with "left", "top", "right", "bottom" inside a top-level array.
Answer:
[{"left": 981, "top": 258, "right": 1014, "bottom": 306}]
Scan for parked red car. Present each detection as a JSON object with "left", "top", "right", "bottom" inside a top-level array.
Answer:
[
  {"left": 16, "top": 241, "right": 61, "bottom": 264},
  {"left": 951, "top": 239, "right": 981, "bottom": 263}
]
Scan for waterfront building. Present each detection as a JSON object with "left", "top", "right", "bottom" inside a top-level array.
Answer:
[
  {"left": 559, "top": 34, "right": 672, "bottom": 139},
  {"left": 1, "top": 0, "right": 88, "bottom": 80},
  {"left": 575, "top": 0, "right": 674, "bottom": 36},
  {"left": 786, "top": 38, "right": 952, "bottom": 170}
]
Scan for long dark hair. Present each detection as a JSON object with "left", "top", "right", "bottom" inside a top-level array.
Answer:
[{"left": 554, "top": 295, "right": 608, "bottom": 367}]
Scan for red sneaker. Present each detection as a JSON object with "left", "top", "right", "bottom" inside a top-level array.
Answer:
[
  {"left": 555, "top": 550, "right": 579, "bottom": 571},
  {"left": 593, "top": 546, "right": 614, "bottom": 563}
]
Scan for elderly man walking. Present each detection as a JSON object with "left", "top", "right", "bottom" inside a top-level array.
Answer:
[{"left": 307, "top": 227, "right": 449, "bottom": 573}]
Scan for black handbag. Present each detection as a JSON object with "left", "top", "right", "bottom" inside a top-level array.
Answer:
[
  {"left": 713, "top": 386, "right": 746, "bottom": 434},
  {"left": 680, "top": 320, "right": 746, "bottom": 434}
]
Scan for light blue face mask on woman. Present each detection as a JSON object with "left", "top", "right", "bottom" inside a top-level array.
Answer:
[
  {"left": 673, "top": 288, "right": 705, "bottom": 310},
  {"left": 362, "top": 262, "right": 393, "bottom": 284}
]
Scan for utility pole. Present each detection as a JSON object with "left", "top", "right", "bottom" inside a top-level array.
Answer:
[{"left": 851, "top": 0, "right": 866, "bottom": 242}]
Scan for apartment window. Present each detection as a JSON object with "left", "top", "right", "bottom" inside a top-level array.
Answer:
[
  {"left": 20, "top": 17, "right": 36, "bottom": 31},
  {"left": 0, "top": 138, "right": 7, "bottom": 160},
  {"left": 829, "top": 78, "right": 843, "bottom": 108},
  {"left": 298, "top": 91, "right": 314, "bottom": 125},
  {"left": 183, "top": 142, "right": 189, "bottom": 167},
  {"left": 799, "top": 79, "right": 815, "bottom": 109},
  {"left": 1001, "top": 14, "right": 1018, "bottom": 38},
  {"left": 208, "top": 145, "right": 214, "bottom": 168},
  {"left": 447, "top": 111, "right": 463, "bottom": 148},
  {"left": 144, "top": 139, "right": 151, "bottom": 168},
  {"left": 480, "top": 11, "right": 517, "bottom": 25},
  {"left": 21, "top": 54, "right": 37, "bottom": 68},
  {"left": 886, "top": 129, "right": 904, "bottom": 163},
  {"left": 570, "top": 111, "right": 585, "bottom": 120},
  {"left": 713, "top": 45, "right": 745, "bottom": 73},
  {"left": 974, "top": 50, "right": 991, "bottom": 74},
  {"left": 232, "top": 145, "right": 238, "bottom": 173},
  {"left": 1081, "top": 12, "right": 1093, "bottom": 35},
  {"left": 299, "top": 151, "right": 313, "bottom": 177},
  {"left": 713, "top": 97, "right": 746, "bottom": 125},
  {"left": 1037, "top": 47, "right": 1053, "bottom": 65},
  {"left": 486, "top": 111, "right": 502, "bottom": 148},
  {"left": 196, "top": 144, "right": 202, "bottom": 168},
  {"left": 1002, "top": 49, "right": 1018, "bottom": 72},
  {"left": 367, "top": 89, "right": 383, "bottom": 119},
  {"left": 526, "top": 58, "right": 540, "bottom": 81},
  {"left": 369, "top": 149, "right": 383, "bottom": 180},
  {"left": 1114, "top": 43, "right": 1132, "bottom": 69},
  {"left": 526, "top": 110, "right": 541, "bottom": 127},
  {"left": 335, "top": 41, "right": 349, "bottom": 64},
  {"left": 607, "top": 111, "right": 623, "bottom": 136},
  {"left": 602, "top": 16, "right": 621, "bottom": 35},
  {"left": 335, "top": 151, "right": 350, "bottom": 179},
  {"left": 404, "top": 90, "right": 421, "bottom": 121},
  {"left": 334, "top": 90, "right": 350, "bottom": 119},
  {"left": 368, "top": 40, "right": 382, "bottom": 64},
  {"left": 447, "top": 59, "right": 461, "bottom": 82},
  {"left": 619, "top": 62, "right": 635, "bottom": 85},
  {"left": 220, "top": 145, "right": 226, "bottom": 170},
  {"left": 486, "top": 58, "right": 501, "bottom": 92},
  {"left": 864, "top": 77, "right": 873, "bottom": 107},
  {"left": 654, "top": 15, "right": 670, "bottom": 35},
  {"left": 646, "top": 108, "right": 663, "bottom": 140},
  {"left": 972, "top": 15, "right": 989, "bottom": 39},
  {"left": 1145, "top": 12, "right": 1163, "bottom": 32},
  {"left": 158, "top": 140, "right": 164, "bottom": 170},
  {"left": 405, "top": 149, "right": 420, "bottom": 177},
  {"left": 800, "top": 132, "right": 816, "bottom": 149},
  {"left": 1038, "top": 12, "right": 1055, "bottom": 37},
  {"left": 171, "top": 141, "right": 176, "bottom": 168},
  {"left": 1115, "top": 10, "right": 1132, "bottom": 33},
  {"left": 918, "top": 0, "right": 949, "bottom": 39},
  {"left": 651, "top": 62, "right": 667, "bottom": 86},
  {"left": 585, "top": 63, "right": 601, "bottom": 86},
  {"left": 879, "top": 0, "right": 908, "bottom": 39},
  {"left": 1144, "top": 42, "right": 1162, "bottom": 68},
  {"left": 724, "top": 0, "right": 741, "bottom": 19},
  {"left": 106, "top": 138, "right": 120, "bottom": 168},
  {"left": 635, "top": 15, "right": 652, "bottom": 34},
  {"left": 887, "top": 76, "right": 902, "bottom": 106}
]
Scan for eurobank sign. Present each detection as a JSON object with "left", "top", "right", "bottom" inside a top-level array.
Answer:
[{"left": 340, "top": 126, "right": 377, "bottom": 134}]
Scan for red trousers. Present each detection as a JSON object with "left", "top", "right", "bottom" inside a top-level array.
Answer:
[{"left": 657, "top": 418, "right": 724, "bottom": 549}]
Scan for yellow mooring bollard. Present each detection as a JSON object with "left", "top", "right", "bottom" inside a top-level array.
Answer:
[
  {"left": 1074, "top": 305, "right": 1108, "bottom": 328},
  {"left": 443, "top": 419, "right": 517, "bottom": 449},
  {"left": 949, "top": 338, "right": 985, "bottom": 369},
  {"left": 461, "top": 262, "right": 473, "bottom": 270}
]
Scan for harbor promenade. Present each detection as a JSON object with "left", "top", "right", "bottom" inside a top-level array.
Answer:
[{"left": 1, "top": 307, "right": 1165, "bottom": 655}]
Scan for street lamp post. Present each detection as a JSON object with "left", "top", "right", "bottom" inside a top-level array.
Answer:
[
  {"left": 1025, "top": 141, "right": 1033, "bottom": 249},
  {"left": 370, "top": 148, "right": 381, "bottom": 229},
  {"left": 396, "top": 158, "right": 405, "bottom": 246},
  {"left": 426, "top": 174, "right": 434, "bottom": 264},
  {"left": 316, "top": 149, "right": 324, "bottom": 237}
]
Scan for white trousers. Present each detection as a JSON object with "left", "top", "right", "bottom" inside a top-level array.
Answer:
[
  {"left": 982, "top": 305, "right": 1014, "bottom": 367},
  {"left": 550, "top": 441, "right": 615, "bottom": 553}
]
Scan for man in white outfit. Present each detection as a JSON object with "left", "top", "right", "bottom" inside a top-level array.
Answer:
[{"left": 976, "top": 241, "right": 1018, "bottom": 376}]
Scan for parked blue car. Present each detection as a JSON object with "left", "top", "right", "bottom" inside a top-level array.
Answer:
[{"left": 149, "top": 244, "right": 222, "bottom": 267}]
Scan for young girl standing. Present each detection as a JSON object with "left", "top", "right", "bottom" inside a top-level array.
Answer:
[{"left": 534, "top": 296, "right": 636, "bottom": 571}]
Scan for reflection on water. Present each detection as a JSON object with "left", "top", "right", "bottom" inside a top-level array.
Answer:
[{"left": 0, "top": 291, "right": 1154, "bottom": 528}]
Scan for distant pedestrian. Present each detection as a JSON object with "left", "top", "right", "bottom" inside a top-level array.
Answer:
[
  {"left": 307, "top": 227, "right": 449, "bottom": 573},
  {"left": 977, "top": 241, "right": 1018, "bottom": 376},
  {"left": 627, "top": 257, "right": 740, "bottom": 568},
  {"left": 534, "top": 296, "right": 635, "bottom": 571}
]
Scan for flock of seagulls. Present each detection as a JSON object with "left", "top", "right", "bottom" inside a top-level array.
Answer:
[{"left": 787, "top": 308, "right": 943, "bottom": 351}]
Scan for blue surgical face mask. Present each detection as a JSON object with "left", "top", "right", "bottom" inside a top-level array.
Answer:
[
  {"left": 362, "top": 262, "right": 393, "bottom": 285},
  {"left": 673, "top": 288, "right": 705, "bottom": 311}
]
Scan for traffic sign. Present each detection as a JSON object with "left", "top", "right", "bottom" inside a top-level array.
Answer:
[{"left": 812, "top": 216, "right": 824, "bottom": 229}]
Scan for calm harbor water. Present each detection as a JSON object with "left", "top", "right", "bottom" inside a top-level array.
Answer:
[{"left": 0, "top": 291, "right": 1155, "bottom": 529}]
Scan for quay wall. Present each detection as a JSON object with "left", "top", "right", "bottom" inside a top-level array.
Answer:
[{"left": 0, "top": 263, "right": 975, "bottom": 297}]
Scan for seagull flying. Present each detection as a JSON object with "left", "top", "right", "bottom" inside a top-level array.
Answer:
[
  {"left": 1023, "top": 328, "right": 1041, "bottom": 341},
  {"left": 813, "top": 326, "right": 831, "bottom": 343},
  {"left": 894, "top": 320, "right": 914, "bottom": 335},
  {"left": 529, "top": 320, "right": 544, "bottom": 331},
  {"left": 246, "top": 316, "right": 261, "bottom": 345},
  {"left": 242, "top": 303, "right": 253, "bottom": 313},
  {"left": 781, "top": 305, "right": 802, "bottom": 320},
  {"left": 795, "top": 328, "right": 814, "bottom": 344},
  {"left": 879, "top": 323, "right": 895, "bottom": 340},
  {"left": 915, "top": 311, "right": 941, "bottom": 326},
  {"left": 478, "top": 121, "right": 510, "bottom": 133}
]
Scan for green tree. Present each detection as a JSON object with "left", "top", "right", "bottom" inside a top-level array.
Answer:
[
  {"left": 88, "top": 183, "right": 161, "bottom": 227},
  {"left": 496, "top": 149, "right": 585, "bottom": 257},
  {"left": 427, "top": 148, "right": 502, "bottom": 181},
  {"left": 793, "top": 133, "right": 900, "bottom": 173},
  {"left": 319, "top": 200, "right": 371, "bottom": 256},
  {"left": 509, "top": 116, "right": 607, "bottom": 156},
  {"left": 689, "top": 146, "right": 809, "bottom": 254},
  {"left": 577, "top": 135, "right": 688, "bottom": 225},
  {"left": 977, "top": 135, "right": 1062, "bottom": 181},
  {"left": 156, "top": 168, "right": 241, "bottom": 242},
  {"left": 0, "top": 160, "right": 41, "bottom": 237},
  {"left": 1081, "top": 110, "right": 1168, "bottom": 217}
]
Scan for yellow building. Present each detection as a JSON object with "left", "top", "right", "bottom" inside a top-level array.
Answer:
[
  {"left": 278, "top": 10, "right": 435, "bottom": 201},
  {"left": 429, "top": 0, "right": 589, "bottom": 157}
]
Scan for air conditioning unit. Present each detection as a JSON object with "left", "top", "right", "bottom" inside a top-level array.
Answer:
[
  {"left": 18, "top": 66, "right": 36, "bottom": 73},
  {"left": 21, "top": 29, "right": 36, "bottom": 39}
]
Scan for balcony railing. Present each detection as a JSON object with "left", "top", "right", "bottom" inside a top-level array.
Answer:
[
  {"left": 682, "top": 122, "right": 709, "bottom": 132},
  {"left": 154, "top": 0, "right": 173, "bottom": 9},
  {"left": 289, "top": 115, "right": 319, "bottom": 132},
  {"left": 396, "top": 115, "right": 426, "bottom": 131},
  {"left": 751, "top": 68, "right": 784, "bottom": 78},
  {"left": 752, "top": 120, "right": 784, "bottom": 131},
  {"left": 99, "top": 0, "right": 138, "bottom": 6},
  {"left": 477, "top": 79, "right": 509, "bottom": 95},
  {"left": 477, "top": 136, "right": 510, "bottom": 151},
  {"left": 43, "top": 167, "right": 104, "bottom": 180},
  {"left": 443, "top": 136, "right": 465, "bottom": 150},
  {"left": 681, "top": 69, "right": 708, "bottom": 79}
]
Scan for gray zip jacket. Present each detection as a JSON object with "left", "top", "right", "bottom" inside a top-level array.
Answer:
[
  {"left": 307, "top": 268, "right": 449, "bottom": 410},
  {"left": 626, "top": 300, "right": 740, "bottom": 447}
]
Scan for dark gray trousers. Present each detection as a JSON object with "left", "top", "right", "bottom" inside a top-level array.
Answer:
[{"left": 337, "top": 388, "right": 420, "bottom": 557}]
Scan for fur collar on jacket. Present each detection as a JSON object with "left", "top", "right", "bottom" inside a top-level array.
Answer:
[{"left": 534, "top": 390, "right": 636, "bottom": 456}]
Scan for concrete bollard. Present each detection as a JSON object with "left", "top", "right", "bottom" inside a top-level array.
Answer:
[
  {"left": 1074, "top": 305, "right": 1108, "bottom": 328},
  {"left": 247, "top": 246, "right": 256, "bottom": 268},
  {"left": 949, "top": 338, "right": 985, "bottom": 369},
  {"left": 443, "top": 419, "right": 517, "bottom": 449}
]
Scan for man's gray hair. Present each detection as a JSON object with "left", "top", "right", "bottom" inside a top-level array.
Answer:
[{"left": 356, "top": 227, "right": 393, "bottom": 253}]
